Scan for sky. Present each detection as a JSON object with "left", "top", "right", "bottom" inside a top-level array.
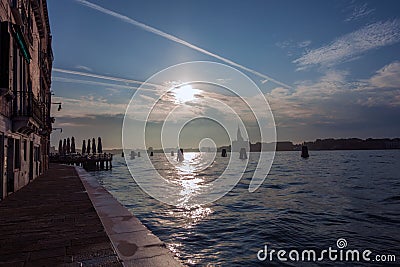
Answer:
[{"left": 48, "top": 0, "right": 400, "bottom": 149}]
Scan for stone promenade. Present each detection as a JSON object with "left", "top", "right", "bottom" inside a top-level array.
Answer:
[{"left": 0, "top": 164, "right": 182, "bottom": 267}]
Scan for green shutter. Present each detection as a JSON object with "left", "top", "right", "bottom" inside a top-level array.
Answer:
[{"left": 11, "top": 24, "right": 31, "bottom": 63}]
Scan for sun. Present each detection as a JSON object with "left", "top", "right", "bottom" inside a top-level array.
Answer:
[{"left": 173, "top": 84, "right": 201, "bottom": 103}]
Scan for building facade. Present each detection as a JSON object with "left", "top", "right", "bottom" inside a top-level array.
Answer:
[{"left": 0, "top": 0, "right": 52, "bottom": 200}]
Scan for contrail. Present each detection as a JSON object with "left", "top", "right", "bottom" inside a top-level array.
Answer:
[
  {"left": 52, "top": 76, "right": 140, "bottom": 90},
  {"left": 74, "top": 0, "right": 292, "bottom": 89},
  {"left": 53, "top": 68, "right": 145, "bottom": 85},
  {"left": 53, "top": 68, "right": 161, "bottom": 88},
  {"left": 52, "top": 75, "right": 161, "bottom": 92}
]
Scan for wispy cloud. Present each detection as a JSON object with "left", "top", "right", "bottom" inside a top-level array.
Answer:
[
  {"left": 298, "top": 40, "right": 312, "bottom": 48},
  {"left": 266, "top": 62, "right": 400, "bottom": 129},
  {"left": 354, "top": 61, "right": 400, "bottom": 107},
  {"left": 52, "top": 95, "right": 128, "bottom": 118},
  {"left": 368, "top": 61, "right": 400, "bottom": 89},
  {"left": 344, "top": 3, "right": 374, "bottom": 22},
  {"left": 74, "top": 0, "right": 292, "bottom": 89},
  {"left": 276, "top": 39, "right": 312, "bottom": 57},
  {"left": 266, "top": 69, "right": 350, "bottom": 124},
  {"left": 276, "top": 40, "right": 311, "bottom": 49},
  {"left": 75, "top": 65, "right": 93, "bottom": 72},
  {"left": 293, "top": 20, "right": 400, "bottom": 70}
]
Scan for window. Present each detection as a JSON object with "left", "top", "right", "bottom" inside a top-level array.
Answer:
[
  {"left": 23, "top": 139, "right": 27, "bottom": 161},
  {"left": 0, "top": 22, "right": 10, "bottom": 89},
  {"left": 14, "top": 139, "right": 20, "bottom": 169},
  {"left": 34, "top": 146, "right": 40, "bottom": 162},
  {"left": 10, "top": 0, "right": 18, "bottom": 8}
]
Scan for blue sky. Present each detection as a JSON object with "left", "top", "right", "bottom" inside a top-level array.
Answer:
[{"left": 48, "top": 0, "right": 400, "bottom": 149}]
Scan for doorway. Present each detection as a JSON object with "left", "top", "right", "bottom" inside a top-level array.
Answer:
[
  {"left": 6, "top": 138, "right": 14, "bottom": 193},
  {"left": 29, "top": 141, "right": 33, "bottom": 180}
]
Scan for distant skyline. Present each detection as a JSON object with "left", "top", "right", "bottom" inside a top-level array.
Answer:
[{"left": 48, "top": 0, "right": 400, "bottom": 149}]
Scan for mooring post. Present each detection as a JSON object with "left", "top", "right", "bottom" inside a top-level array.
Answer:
[
  {"left": 239, "top": 148, "right": 247, "bottom": 159},
  {"left": 221, "top": 148, "right": 227, "bottom": 157},
  {"left": 301, "top": 145, "right": 309, "bottom": 158}
]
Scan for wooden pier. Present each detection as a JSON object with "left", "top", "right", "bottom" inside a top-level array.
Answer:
[{"left": 50, "top": 153, "right": 113, "bottom": 171}]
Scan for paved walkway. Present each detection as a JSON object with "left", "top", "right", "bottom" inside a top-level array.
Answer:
[{"left": 0, "top": 164, "right": 182, "bottom": 267}]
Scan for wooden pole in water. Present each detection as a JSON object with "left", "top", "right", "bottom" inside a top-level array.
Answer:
[
  {"left": 301, "top": 145, "right": 309, "bottom": 158},
  {"left": 221, "top": 148, "right": 227, "bottom": 157},
  {"left": 239, "top": 148, "right": 247, "bottom": 159}
]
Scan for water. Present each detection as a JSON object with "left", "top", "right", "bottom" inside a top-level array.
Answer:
[{"left": 93, "top": 150, "right": 400, "bottom": 266}]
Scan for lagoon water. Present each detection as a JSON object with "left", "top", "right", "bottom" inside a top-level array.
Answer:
[{"left": 93, "top": 150, "right": 400, "bottom": 266}]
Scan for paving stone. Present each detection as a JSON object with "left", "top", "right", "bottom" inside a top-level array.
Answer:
[
  {"left": 124, "top": 254, "right": 183, "bottom": 267},
  {"left": 100, "top": 215, "right": 148, "bottom": 235},
  {"left": 0, "top": 164, "right": 122, "bottom": 266},
  {"left": 0, "top": 164, "right": 183, "bottom": 266}
]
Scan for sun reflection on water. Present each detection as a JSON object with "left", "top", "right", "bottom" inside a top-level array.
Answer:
[
  {"left": 172, "top": 152, "right": 216, "bottom": 208},
  {"left": 166, "top": 205, "right": 213, "bottom": 265}
]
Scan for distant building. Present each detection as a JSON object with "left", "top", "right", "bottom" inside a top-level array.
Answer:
[
  {"left": 0, "top": 0, "right": 53, "bottom": 200},
  {"left": 303, "top": 138, "right": 400, "bottom": 150},
  {"left": 385, "top": 139, "right": 400, "bottom": 149},
  {"left": 249, "top": 141, "right": 294, "bottom": 151},
  {"left": 200, "top": 146, "right": 216, "bottom": 152},
  {"left": 276, "top": 141, "right": 295, "bottom": 151},
  {"left": 231, "top": 125, "right": 249, "bottom": 152}
]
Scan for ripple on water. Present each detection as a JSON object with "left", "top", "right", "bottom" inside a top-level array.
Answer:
[{"left": 93, "top": 150, "right": 400, "bottom": 265}]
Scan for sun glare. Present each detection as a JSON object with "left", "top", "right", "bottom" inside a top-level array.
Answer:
[{"left": 173, "top": 85, "right": 201, "bottom": 103}]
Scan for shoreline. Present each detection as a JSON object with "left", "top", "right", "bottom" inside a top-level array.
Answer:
[{"left": 75, "top": 166, "right": 183, "bottom": 266}]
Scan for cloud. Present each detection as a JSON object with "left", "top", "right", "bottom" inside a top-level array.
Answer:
[
  {"left": 276, "top": 40, "right": 311, "bottom": 49},
  {"left": 354, "top": 61, "right": 400, "bottom": 107},
  {"left": 275, "top": 40, "right": 312, "bottom": 57},
  {"left": 74, "top": 0, "right": 292, "bottom": 88},
  {"left": 52, "top": 95, "right": 129, "bottom": 118},
  {"left": 75, "top": 65, "right": 93, "bottom": 72},
  {"left": 293, "top": 20, "right": 400, "bottom": 70},
  {"left": 344, "top": 3, "right": 374, "bottom": 22},
  {"left": 293, "top": 70, "right": 349, "bottom": 99},
  {"left": 368, "top": 61, "right": 400, "bottom": 89},
  {"left": 53, "top": 62, "right": 400, "bottom": 146},
  {"left": 298, "top": 40, "right": 312, "bottom": 48},
  {"left": 215, "top": 78, "right": 231, "bottom": 84},
  {"left": 56, "top": 121, "right": 88, "bottom": 127},
  {"left": 52, "top": 114, "right": 125, "bottom": 149},
  {"left": 266, "top": 62, "right": 400, "bottom": 129}
]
